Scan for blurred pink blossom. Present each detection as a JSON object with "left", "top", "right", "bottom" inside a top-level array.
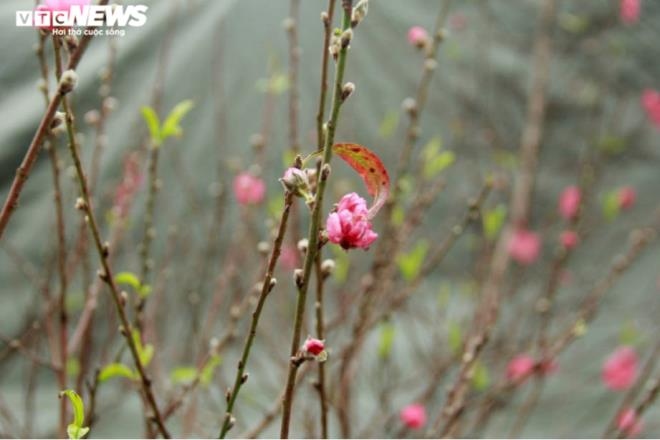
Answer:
[
  {"left": 618, "top": 408, "right": 643, "bottom": 438},
  {"left": 279, "top": 245, "right": 299, "bottom": 271},
  {"left": 618, "top": 186, "right": 637, "bottom": 210},
  {"left": 326, "top": 193, "right": 378, "bottom": 250},
  {"left": 507, "top": 229, "right": 541, "bottom": 265},
  {"left": 560, "top": 230, "right": 579, "bottom": 250},
  {"left": 558, "top": 185, "right": 581, "bottom": 220},
  {"left": 506, "top": 355, "right": 535, "bottom": 382},
  {"left": 641, "top": 89, "right": 660, "bottom": 127},
  {"left": 43, "top": 0, "right": 91, "bottom": 11},
  {"left": 400, "top": 404, "right": 426, "bottom": 430},
  {"left": 407, "top": 26, "right": 429, "bottom": 48},
  {"left": 620, "top": 0, "right": 641, "bottom": 25},
  {"left": 603, "top": 346, "right": 639, "bottom": 391},
  {"left": 233, "top": 172, "right": 265, "bottom": 205}
]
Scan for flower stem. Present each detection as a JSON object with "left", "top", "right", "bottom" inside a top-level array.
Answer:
[
  {"left": 279, "top": 2, "right": 353, "bottom": 437},
  {"left": 218, "top": 191, "right": 296, "bottom": 438}
]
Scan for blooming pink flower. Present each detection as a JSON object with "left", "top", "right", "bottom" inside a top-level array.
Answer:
[
  {"left": 233, "top": 172, "right": 265, "bottom": 205},
  {"left": 602, "top": 346, "right": 639, "bottom": 391},
  {"left": 279, "top": 245, "right": 299, "bottom": 271},
  {"left": 407, "top": 26, "right": 429, "bottom": 48},
  {"left": 507, "top": 229, "right": 541, "bottom": 265},
  {"left": 303, "top": 337, "right": 325, "bottom": 356},
  {"left": 558, "top": 185, "right": 581, "bottom": 220},
  {"left": 641, "top": 89, "right": 660, "bottom": 127},
  {"left": 618, "top": 186, "right": 637, "bottom": 210},
  {"left": 400, "top": 404, "right": 426, "bottom": 430},
  {"left": 560, "top": 230, "right": 579, "bottom": 250},
  {"left": 620, "top": 0, "right": 641, "bottom": 25},
  {"left": 506, "top": 355, "right": 535, "bottom": 382},
  {"left": 326, "top": 193, "right": 378, "bottom": 250},
  {"left": 618, "top": 408, "right": 643, "bottom": 438}
]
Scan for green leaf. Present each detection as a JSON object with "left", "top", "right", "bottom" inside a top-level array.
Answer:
[
  {"left": 98, "top": 363, "right": 137, "bottom": 382},
  {"left": 391, "top": 204, "right": 405, "bottom": 227},
  {"left": 66, "top": 358, "right": 80, "bottom": 378},
  {"left": 482, "top": 204, "right": 507, "bottom": 241},
  {"left": 141, "top": 106, "right": 161, "bottom": 145},
  {"left": 60, "top": 389, "right": 88, "bottom": 439},
  {"left": 160, "top": 100, "right": 194, "bottom": 141},
  {"left": 132, "top": 330, "right": 155, "bottom": 367},
  {"left": 602, "top": 190, "right": 620, "bottom": 221},
  {"left": 138, "top": 284, "right": 152, "bottom": 299},
  {"left": 332, "top": 143, "right": 390, "bottom": 218},
  {"left": 378, "top": 111, "right": 399, "bottom": 139},
  {"left": 448, "top": 321, "right": 462, "bottom": 354},
  {"left": 396, "top": 240, "right": 428, "bottom": 281},
  {"left": 598, "top": 135, "right": 626, "bottom": 155},
  {"left": 422, "top": 138, "right": 455, "bottom": 179},
  {"left": 471, "top": 361, "right": 490, "bottom": 391},
  {"left": 377, "top": 322, "right": 396, "bottom": 359},
  {"left": 171, "top": 367, "right": 198, "bottom": 384},
  {"left": 200, "top": 354, "right": 222, "bottom": 386},
  {"left": 619, "top": 322, "right": 641, "bottom": 346},
  {"left": 115, "top": 271, "right": 141, "bottom": 291}
]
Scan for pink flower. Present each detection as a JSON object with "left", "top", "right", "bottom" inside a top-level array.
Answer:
[
  {"left": 560, "top": 230, "right": 579, "bottom": 250},
  {"left": 279, "top": 245, "right": 299, "bottom": 271},
  {"left": 602, "top": 346, "right": 638, "bottom": 391},
  {"left": 326, "top": 193, "right": 378, "bottom": 250},
  {"left": 407, "top": 26, "right": 429, "bottom": 48},
  {"left": 558, "top": 185, "right": 581, "bottom": 220},
  {"left": 506, "top": 355, "right": 535, "bottom": 383},
  {"left": 641, "top": 89, "right": 660, "bottom": 127},
  {"left": 43, "top": 0, "right": 91, "bottom": 11},
  {"left": 507, "top": 229, "right": 541, "bottom": 265},
  {"left": 303, "top": 337, "right": 325, "bottom": 356},
  {"left": 618, "top": 408, "right": 643, "bottom": 438},
  {"left": 233, "top": 172, "right": 265, "bottom": 205},
  {"left": 618, "top": 186, "right": 637, "bottom": 210},
  {"left": 620, "top": 0, "right": 641, "bottom": 25},
  {"left": 400, "top": 404, "right": 426, "bottom": 430}
]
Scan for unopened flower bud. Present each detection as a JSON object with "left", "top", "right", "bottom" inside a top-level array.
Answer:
[
  {"left": 297, "top": 238, "right": 309, "bottom": 254},
  {"left": 424, "top": 58, "right": 438, "bottom": 71},
  {"left": 402, "top": 97, "right": 418, "bottom": 116},
  {"left": 59, "top": 70, "right": 78, "bottom": 94},
  {"left": 50, "top": 112, "right": 66, "bottom": 130},
  {"left": 321, "top": 259, "right": 335, "bottom": 277},
  {"left": 268, "top": 277, "right": 277, "bottom": 290},
  {"left": 119, "top": 291, "right": 129, "bottom": 307},
  {"left": 351, "top": 0, "right": 369, "bottom": 28},
  {"left": 341, "top": 29, "right": 353, "bottom": 48},
  {"left": 341, "top": 82, "right": 356, "bottom": 101},
  {"left": 282, "top": 17, "right": 295, "bottom": 32},
  {"left": 294, "top": 269, "right": 304, "bottom": 287},
  {"left": 75, "top": 197, "right": 87, "bottom": 211},
  {"left": 84, "top": 110, "right": 100, "bottom": 126},
  {"left": 280, "top": 167, "right": 312, "bottom": 200},
  {"left": 321, "top": 11, "right": 330, "bottom": 26},
  {"left": 302, "top": 336, "right": 326, "bottom": 357},
  {"left": 257, "top": 241, "right": 270, "bottom": 254}
]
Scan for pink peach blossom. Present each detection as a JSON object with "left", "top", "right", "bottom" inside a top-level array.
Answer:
[
  {"left": 326, "top": 193, "right": 378, "bottom": 250},
  {"left": 620, "top": 0, "right": 641, "bottom": 25},
  {"left": 506, "top": 354, "right": 535, "bottom": 382},
  {"left": 303, "top": 337, "right": 325, "bottom": 356},
  {"left": 618, "top": 186, "right": 637, "bottom": 210},
  {"left": 507, "top": 229, "right": 541, "bottom": 265},
  {"left": 641, "top": 89, "right": 660, "bottom": 127},
  {"left": 558, "top": 185, "right": 581, "bottom": 220},
  {"left": 400, "top": 403, "right": 426, "bottom": 430},
  {"left": 603, "top": 346, "right": 639, "bottom": 391},
  {"left": 407, "top": 26, "right": 429, "bottom": 48},
  {"left": 233, "top": 172, "right": 265, "bottom": 205},
  {"left": 560, "top": 230, "right": 579, "bottom": 250},
  {"left": 618, "top": 408, "right": 643, "bottom": 438},
  {"left": 279, "top": 245, "right": 299, "bottom": 271}
]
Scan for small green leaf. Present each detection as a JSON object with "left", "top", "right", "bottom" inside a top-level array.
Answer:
[
  {"left": 472, "top": 361, "right": 490, "bottom": 391},
  {"left": 60, "top": 389, "right": 88, "bottom": 439},
  {"left": 138, "top": 284, "right": 152, "bottom": 299},
  {"left": 397, "top": 240, "right": 428, "bottom": 281},
  {"left": 448, "top": 321, "right": 462, "bottom": 354},
  {"left": 115, "top": 272, "right": 141, "bottom": 291},
  {"left": 132, "top": 330, "right": 155, "bottom": 367},
  {"left": 602, "top": 190, "right": 620, "bottom": 221},
  {"left": 378, "top": 111, "right": 399, "bottom": 139},
  {"left": 559, "top": 12, "right": 589, "bottom": 34},
  {"left": 482, "top": 204, "right": 507, "bottom": 241},
  {"left": 171, "top": 367, "right": 198, "bottom": 384},
  {"left": 200, "top": 354, "right": 222, "bottom": 386},
  {"left": 619, "top": 322, "right": 641, "bottom": 346},
  {"left": 377, "top": 322, "right": 396, "bottom": 359},
  {"left": 160, "top": 100, "right": 194, "bottom": 140},
  {"left": 66, "top": 358, "right": 80, "bottom": 378},
  {"left": 141, "top": 106, "right": 161, "bottom": 145},
  {"left": 98, "top": 363, "right": 137, "bottom": 382},
  {"left": 422, "top": 137, "right": 455, "bottom": 179}
]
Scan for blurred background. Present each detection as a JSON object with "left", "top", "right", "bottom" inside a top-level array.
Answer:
[{"left": 0, "top": 0, "right": 659, "bottom": 437}]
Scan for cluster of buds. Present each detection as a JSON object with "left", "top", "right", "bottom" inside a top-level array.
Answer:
[
  {"left": 280, "top": 167, "right": 314, "bottom": 203},
  {"left": 329, "top": 28, "right": 353, "bottom": 60}
]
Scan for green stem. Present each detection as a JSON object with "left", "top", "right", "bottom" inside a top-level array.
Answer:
[
  {"left": 218, "top": 192, "right": 295, "bottom": 438},
  {"left": 279, "top": 2, "right": 353, "bottom": 438}
]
